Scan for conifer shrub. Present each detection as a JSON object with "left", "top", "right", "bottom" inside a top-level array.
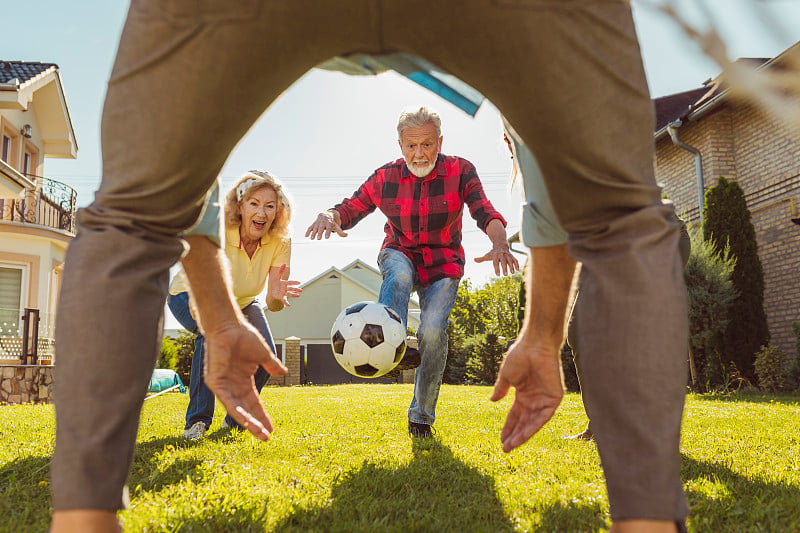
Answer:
[
  {"left": 464, "top": 333, "right": 505, "bottom": 385},
  {"left": 703, "top": 177, "right": 769, "bottom": 380},
  {"left": 684, "top": 227, "right": 737, "bottom": 391},
  {"left": 754, "top": 344, "right": 787, "bottom": 393},
  {"left": 787, "top": 321, "right": 800, "bottom": 391}
]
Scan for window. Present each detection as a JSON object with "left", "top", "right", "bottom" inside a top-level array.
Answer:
[
  {"left": 0, "top": 117, "right": 20, "bottom": 168},
  {"left": 22, "top": 140, "right": 39, "bottom": 177},
  {"left": 1, "top": 134, "right": 10, "bottom": 163},
  {"left": 0, "top": 264, "right": 27, "bottom": 337}
]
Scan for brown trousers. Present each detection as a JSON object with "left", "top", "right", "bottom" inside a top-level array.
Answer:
[{"left": 52, "top": 0, "right": 688, "bottom": 521}]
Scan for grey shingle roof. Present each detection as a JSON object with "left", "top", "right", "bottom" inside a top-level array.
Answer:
[{"left": 0, "top": 61, "right": 58, "bottom": 85}]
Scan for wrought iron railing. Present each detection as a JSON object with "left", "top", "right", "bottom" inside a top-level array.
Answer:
[{"left": 0, "top": 175, "right": 77, "bottom": 233}]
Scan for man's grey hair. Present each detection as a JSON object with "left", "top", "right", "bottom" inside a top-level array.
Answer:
[{"left": 397, "top": 107, "right": 442, "bottom": 139}]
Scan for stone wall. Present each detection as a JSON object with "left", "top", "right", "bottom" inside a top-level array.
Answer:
[{"left": 0, "top": 365, "right": 54, "bottom": 404}]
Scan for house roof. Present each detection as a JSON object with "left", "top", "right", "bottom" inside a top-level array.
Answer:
[
  {"left": 0, "top": 61, "right": 58, "bottom": 86},
  {"left": 0, "top": 60, "right": 77, "bottom": 159},
  {"left": 301, "top": 259, "right": 420, "bottom": 308},
  {"left": 653, "top": 51, "right": 789, "bottom": 140},
  {"left": 654, "top": 86, "right": 715, "bottom": 132}
]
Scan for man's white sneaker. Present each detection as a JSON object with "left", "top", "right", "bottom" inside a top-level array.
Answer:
[{"left": 183, "top": 421, "right": 207, "bottom": 440}]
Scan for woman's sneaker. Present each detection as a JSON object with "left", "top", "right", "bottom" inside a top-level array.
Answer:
[{"left": 183, "top": 421, "right": 207, "bottom": 440}]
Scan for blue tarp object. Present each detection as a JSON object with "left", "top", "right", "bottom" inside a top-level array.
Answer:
[{"left": 148, "top": 369, "right": 186, "bottom": 394}]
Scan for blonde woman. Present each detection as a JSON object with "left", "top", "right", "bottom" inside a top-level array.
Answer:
[{"left": 168, "top": 171, "right": 302, "bottom": 439}]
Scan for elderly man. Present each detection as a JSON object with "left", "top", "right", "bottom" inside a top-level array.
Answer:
[
  {"left": 51, "top": 2, "right": 689, "bottom": 532},
  {"left": 306, "top": 107, "right": 519, "bottom": 438}
]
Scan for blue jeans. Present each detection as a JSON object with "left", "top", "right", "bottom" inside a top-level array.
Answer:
[
  {"left": 167, "top": 292, "right": 273, "bottom": 430},
  {"left": 378, "top": 248, "right": 459, "bottom": 426}
]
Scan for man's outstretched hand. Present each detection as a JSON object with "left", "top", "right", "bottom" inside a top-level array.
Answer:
[
  {"left": 305, "top": 211, "right": 347, "bottom": 240},
  {"left": 490, "top": 339, "right": 564, "bottom": 452},
  {"left": 474, "top": 245, "right": 519, "bottom": 276},
  {"left": 204, "top": 321, "right": 288, "bottom": 441}
]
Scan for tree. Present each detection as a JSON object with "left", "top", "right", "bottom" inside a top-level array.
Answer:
[
  {"left": 684, "top": 228, "right": 737, "bottom": 391},
  {"left": 449, "top": 279, "right": 483, "bottom": 337},
  {"left": 703, "top": 177, "right": 769, "bottom": 379},
  {"left": 471, "top": 274, "right": 523, "bottom": 339},
  {"left": 464, "top": 332, "right": 506, "bottom": 385},
  {"left": 444, "top": 274, "right": 523, "bottom": 384},
  {"left": 157, "top": 337, "right": 178, "bottom": 371},
  {"left": 172, "top": 330, "right": 196, "bottom": 386}
]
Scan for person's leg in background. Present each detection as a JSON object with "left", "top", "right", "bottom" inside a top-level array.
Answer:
[
  {"left": 167, "top": 292, "right": 215, "bottom": 436},
  {"left": 223, "top": 301, "right": 276, "bottom": 429},
  {"left": 564, "top": 291, "right": 594, "bottom": 441},
  {"left": 408, "top": 277, "right": 459, "bottom": 430}
]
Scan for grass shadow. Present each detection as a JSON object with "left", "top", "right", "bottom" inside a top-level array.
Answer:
[
  {"left": 128, "top": 429, "right": 242, "bottom": 494},
  {"left": 0, "top": 455, "right": 51, "bottom": 531},
  {"left": 681, "top": 453, "right": 800, "bottom": 531},
  {"left": 536, "top": 500, "right": 608, "bottom": 532},
  {"left": 272, "top": 437, "right": 517, "bottom": 532}
]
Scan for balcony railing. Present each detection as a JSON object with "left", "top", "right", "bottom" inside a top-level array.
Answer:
[{"left": 0, "top": 175, "right": 77, "bottom": 233}]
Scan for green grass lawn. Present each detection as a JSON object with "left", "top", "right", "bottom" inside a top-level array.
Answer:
[{"left": 1, "top": 385, "right": 799, "bottom": 532}]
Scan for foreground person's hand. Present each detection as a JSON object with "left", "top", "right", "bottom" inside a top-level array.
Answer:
[
  {"left": 204, "top": 321, "right": 288, "bottom": 440},
  {"left": 490, "top": 338, "right": 564, "bottom": 452}
]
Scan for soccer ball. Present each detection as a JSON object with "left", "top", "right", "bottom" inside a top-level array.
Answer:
[{"left": 330, "top": 301, "right": 407, "bottom": 378}]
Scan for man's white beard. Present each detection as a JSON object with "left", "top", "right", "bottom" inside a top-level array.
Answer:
[{"left": 406, "top": 158, "right": 436, "bottom": 178}]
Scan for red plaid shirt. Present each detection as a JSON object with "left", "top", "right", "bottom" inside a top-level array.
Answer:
[{"left": 334, "top": 154, "right": 507, "bottom": 286}]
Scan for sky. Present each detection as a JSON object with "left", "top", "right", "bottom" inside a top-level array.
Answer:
[{"left": 4, "top": 1, "right": 800, "bottom": 329}]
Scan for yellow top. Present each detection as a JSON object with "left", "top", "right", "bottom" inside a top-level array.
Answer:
[{"left": 169, "top": 226, "right": 291, "bottom": 309}]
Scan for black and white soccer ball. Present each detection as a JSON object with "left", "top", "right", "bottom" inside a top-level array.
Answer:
[{"left": 330, "top": 301, "right": 406, "bottom": 378}]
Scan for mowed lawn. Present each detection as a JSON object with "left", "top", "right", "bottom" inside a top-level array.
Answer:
[{"left": 1, "top": 384, "right": 799, "bottom": 532}]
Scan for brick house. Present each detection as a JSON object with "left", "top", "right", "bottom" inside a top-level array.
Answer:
[{"left": 653, "top": 42, "right": 800, "bottom": 360}]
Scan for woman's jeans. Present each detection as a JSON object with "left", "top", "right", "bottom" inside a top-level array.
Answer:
[
  {"left": 167, "top": 292, "right": 273, "bottom": 429},
  {"left": 378, "top": 248, "right": 459, "bottom": 426}
]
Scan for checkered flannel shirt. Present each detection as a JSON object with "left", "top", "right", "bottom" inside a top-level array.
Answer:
[{"left": 334, "top": 154, "right": 506, "bottom": 286}]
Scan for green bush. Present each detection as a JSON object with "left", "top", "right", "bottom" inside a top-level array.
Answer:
[
  {"left": 172, "top": 330, "right": 197, "bottom": 386},
  {"left": 156, "top": 337, "right": 178, "bottom": 371},
  {"left": 703, "top": 177, "right": 769, "bottom": 380},
  {"left": 754, "top": 344, "right": 787, "bottom": 393},
  {"left": 445, "top": 275, "right": 523, "bottom": 385},
  {"left": 684, "top": 227, "right": 737, "bottom": 391},
  {"left": 787, "top": 321, "right": 800, "bottom": 391},
  {"left": 443, "top": 321, "right": 468, "bottom": 384},
  {"left": 464, "top": 333, "right": 506, "bottom": 385}
]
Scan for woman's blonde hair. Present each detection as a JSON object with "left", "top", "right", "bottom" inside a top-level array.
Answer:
[{"left": 224, "top": 170, "right": 292, "bottom": 239}]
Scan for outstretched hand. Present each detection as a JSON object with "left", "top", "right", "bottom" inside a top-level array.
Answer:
[
  {"left": 305, "top": 211, "right": 348, "bottom": 240},
  {"left": 269, "top": 264, "right": 303, "bottom": 307},
  {"left": 474, "top": 245, "right": 520, "bottom": 276},
  {"left": 203, "top": 321, "right": 288, "bottom": 441},
  {"left": 490, "top": 339, "right": 564, "bottom": 452}
]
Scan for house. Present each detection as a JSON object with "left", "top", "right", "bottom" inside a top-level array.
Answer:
[
  {"left": 266, "top": 259, "right": 421, "bottom": 385},
  {"left": 653, "top": 42, "right": 800, "bottom": 358},
  {"left": 0, "top": 60, "right": 78, "bottom": 372}
]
